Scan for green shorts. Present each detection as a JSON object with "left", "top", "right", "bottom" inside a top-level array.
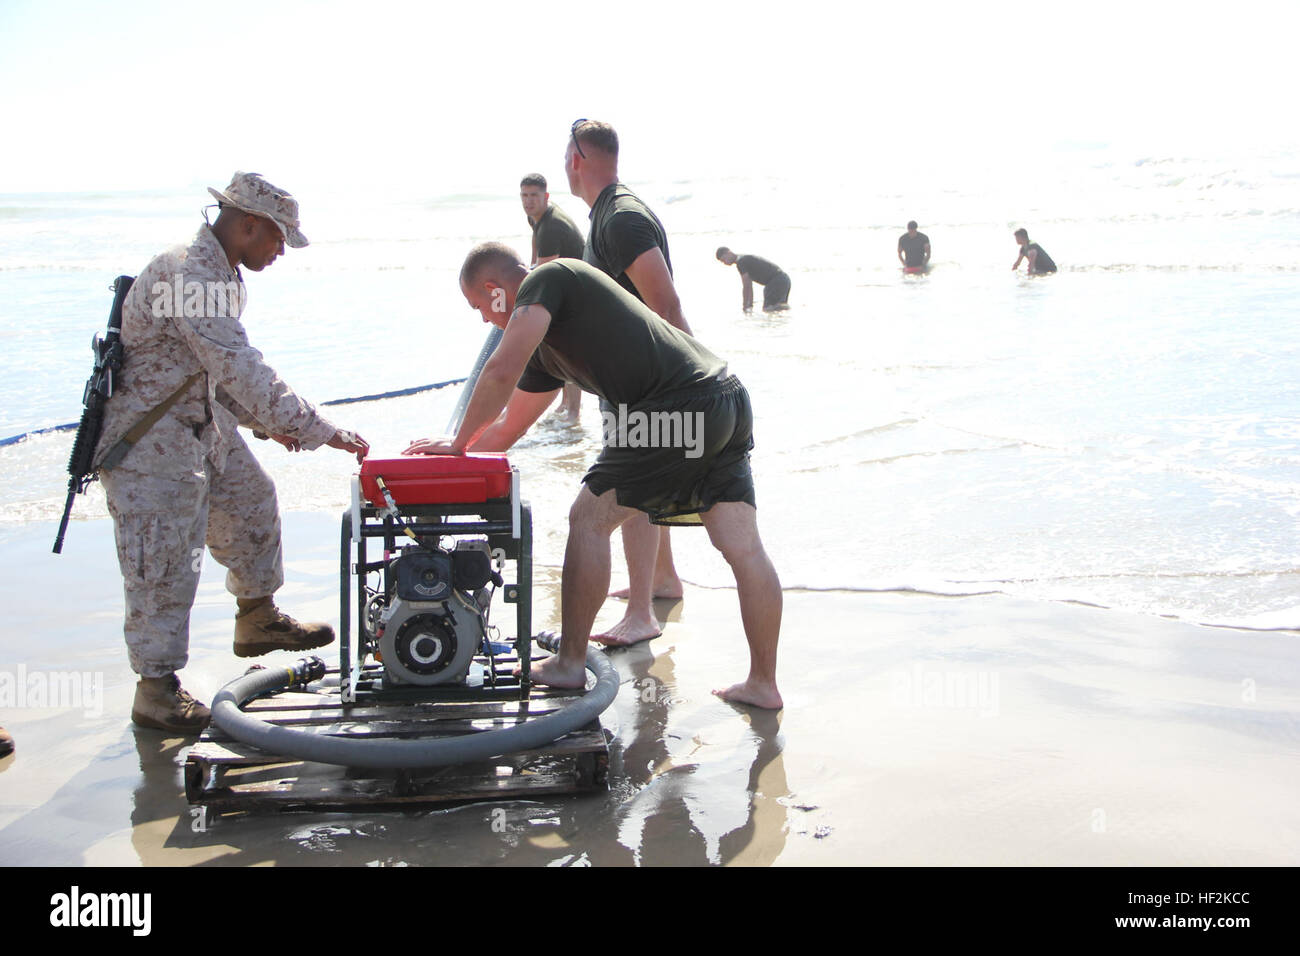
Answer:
[{"left": 585, "top": 375, "right": 756, "bottom": 525}]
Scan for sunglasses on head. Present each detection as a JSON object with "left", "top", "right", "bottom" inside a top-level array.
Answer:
[{"left": 570, "top": 118, "right": 588, "bottom": 159}]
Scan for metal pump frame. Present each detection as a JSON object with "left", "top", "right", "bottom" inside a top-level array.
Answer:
[{"left": 338, "top": 468, "right": 532, "bottom": 704}]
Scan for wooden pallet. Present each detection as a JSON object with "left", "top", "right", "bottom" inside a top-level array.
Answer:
[{"left": 184, "top": 665, "right": 610, "bottom": 813}]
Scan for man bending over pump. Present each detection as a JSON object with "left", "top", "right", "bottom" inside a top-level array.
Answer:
[{"left": 405, "top": 244, "right": 783, "bottom": 709}]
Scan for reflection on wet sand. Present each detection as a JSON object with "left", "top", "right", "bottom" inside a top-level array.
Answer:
[{"left": 601, "top": 644, "right": 788, "bottom": 866}]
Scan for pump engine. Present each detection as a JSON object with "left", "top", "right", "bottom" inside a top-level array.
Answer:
[{"left": 367, "top": 540, "right": 501, "bottom": 686}]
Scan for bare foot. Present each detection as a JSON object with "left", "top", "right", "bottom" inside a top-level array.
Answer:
[
  {"left": 520, "top": 654, "right": 588, "bottom": 689},
  {"left": 608, "top": 579, "right": 685, "bottom": 600},
  {"left": 713, "top": 679, "right": 783, "bottom": 710},
  {"left": 591, "top": 613, "right": 661, "bottom": 647}
]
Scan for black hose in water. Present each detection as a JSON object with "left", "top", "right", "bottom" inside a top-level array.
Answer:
[{"left": 211, "top": 648, "right": 618, "bottom": 770}]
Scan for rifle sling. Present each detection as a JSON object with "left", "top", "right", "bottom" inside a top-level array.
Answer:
[{"left": 100, "top": 372, "right": 205, "bottom": 470}]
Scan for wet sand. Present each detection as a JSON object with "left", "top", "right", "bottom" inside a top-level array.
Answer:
[{"left": 1, "top": 511, "right": 1297, "bottom": 866}]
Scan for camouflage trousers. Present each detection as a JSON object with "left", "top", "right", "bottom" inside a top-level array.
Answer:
[{"left": 101, "top": 434, "right": 283, "bottom": 677}]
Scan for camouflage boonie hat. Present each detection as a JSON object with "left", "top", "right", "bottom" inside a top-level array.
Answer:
[{"left": 207, "top": 171, "right": 308, "bottom": 248}]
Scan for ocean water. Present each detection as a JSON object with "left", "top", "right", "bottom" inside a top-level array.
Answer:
[{"left": 2, "top": 145, "right": 1298, "bottom": 631}]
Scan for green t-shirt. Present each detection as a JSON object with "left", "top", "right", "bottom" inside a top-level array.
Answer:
[
  {"left": 736, "top": 254, "right": 782, "bottom": 285},
  {"left": 531, "top": 204, "right": 585, "bottom": 260},
  {"left": 582, "top": 183, "right": 672, "bottom": 301},
  {"left": 898, "top": 232, "right": 930, "bottom": 267},
  {"left": 1025, "top": 242, "right": 1057, "bottom": 274},
  {"left": 513, "top": 259, "right": 724, "bottom": 406}
]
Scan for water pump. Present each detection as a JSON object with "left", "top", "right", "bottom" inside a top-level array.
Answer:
[{"left": 369, "top": 539, "right": 501, "bottom": 686}]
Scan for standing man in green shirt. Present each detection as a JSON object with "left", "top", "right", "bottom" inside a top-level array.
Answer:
[
  {"left": 520, "top": 173, "right": 586, "bottom": 420},
  {"left": 564, "top": 119, "right": 689, "bottom": 646},
  {"left": 521, "top": 173, "right": 585, "bottom": 266}
]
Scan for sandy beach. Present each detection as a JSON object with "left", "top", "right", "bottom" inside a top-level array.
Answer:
[{"left": 1, "top": 511, "right": 1296, "bottom": 867}]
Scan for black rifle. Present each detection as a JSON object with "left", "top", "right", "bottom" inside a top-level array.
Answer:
[{"left": 53, "top": 275, "right": 134, "bottom": 554}]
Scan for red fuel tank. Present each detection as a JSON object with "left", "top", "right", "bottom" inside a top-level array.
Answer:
[{"left": 359, "top": 454, "right": 513, "bottom": 507}]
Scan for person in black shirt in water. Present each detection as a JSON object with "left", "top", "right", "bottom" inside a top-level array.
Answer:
[
  {"left": 1012, "top": 227, "right": 1057, "bottom": 275},
  {"left": 716, "top": 247, "right": 791, "bottom": 311},
  {"left": 897, "top": 221, "right": 931, "bottom": 271}
]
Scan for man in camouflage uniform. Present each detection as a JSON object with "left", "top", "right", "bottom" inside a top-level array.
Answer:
[{"left": 95, "top": 172, "right": 369, "bottom": 733}]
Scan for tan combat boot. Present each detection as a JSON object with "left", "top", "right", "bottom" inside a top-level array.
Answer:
[
  {"left": 233, "top": 598, "right": 334, "bottom": 658},
  {"left": 0, "top": 724, "right": 13, "bottom": 757},
  {"left": 131, "top": 674, "right": 211, "bottom": 733}
]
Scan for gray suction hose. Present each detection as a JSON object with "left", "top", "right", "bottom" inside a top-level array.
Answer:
[
  {"left": 445, "top": 326, "right": 503, "bottom": 435},
  {"left": 211, "top": 648, "right": 618, "bottom": 770}
]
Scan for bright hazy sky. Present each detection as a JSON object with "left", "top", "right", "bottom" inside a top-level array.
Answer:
[{"left": 1, "top": 0, "right": 1294, "bottom": 195}]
